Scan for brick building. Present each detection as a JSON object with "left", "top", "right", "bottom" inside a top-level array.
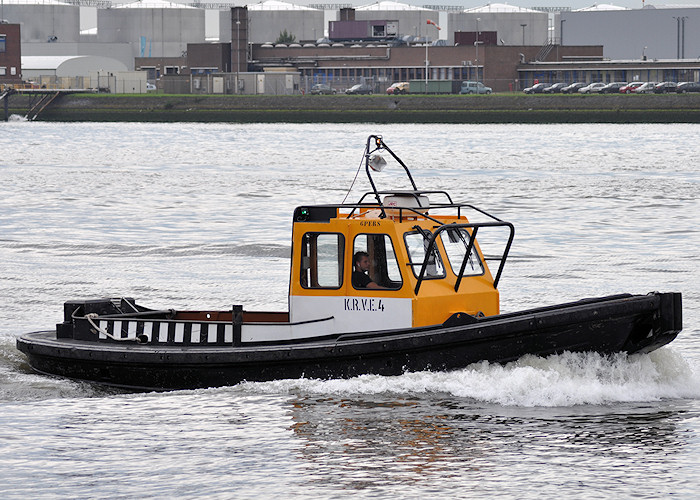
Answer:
[
  {"left": 0, "top": 23, "right": 22, "bottom": 85},
  {"left": 251, "top": 42, "right": 604, "bottom": 93}
]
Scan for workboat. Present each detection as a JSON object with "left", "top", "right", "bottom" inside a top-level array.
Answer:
[{"left": 17, "top": 135, "right": 682, "bottom": 391}]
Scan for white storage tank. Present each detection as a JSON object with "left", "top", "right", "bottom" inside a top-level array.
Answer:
[
  {"left": 1, "top": 0, "right": 80, "bottom": 43},
  {"left": 97, "top": 0, "right": 205, "bottom": 59},
  {"left": 219, "top": 1, "right": 323, "bottom": 44},
  {"left": 355, "top": 2, "right": 440, "bottom": 41},
  {"left": 449, "top": 4, "right": 549, "bottom": 46}
]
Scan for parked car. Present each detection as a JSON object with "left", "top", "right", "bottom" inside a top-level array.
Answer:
[
  {"left": 460, "top": 81, "right": 492, "bottom": 94},
  {"left": 310, "top": 83, "right": 336, "bottom": 95},
  {"left": 561, "top": 82, "right": 586, "bottom": 94},
  {"left": 619, "top": 82, "right": 643, "bottom": 94},
  {"left": 599, "top": 82, "right": 627, "bottom": 94},
  {"left": 578, "top": 82, "right": 605, "bottom": 94},
  {"left": 542, "top": 82, "right": 567, "bottom": 93},
  {"left": 523, "top": 83, "right": 548, "bottom": 94},
  {"left": 346, "top": 83, "right": 373, "bottom": 95},
  {"left": 386, "top": 82, "right": 409, "bottom": 95},
  {"left": 146, "top": 82, "right": 157, "bottom": 91},
  {"left": 632, "top": 82, "right": 658, "bottom": 94},
  {"left": 676, "top": 81, "right": 700, "bottom": 93},
  {"left": 653, "top": 82, "right": 677, "bottom": 94}
]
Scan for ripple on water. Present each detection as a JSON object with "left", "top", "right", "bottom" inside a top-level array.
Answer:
[{"left": 0, "top": 123, "right": 699, "bottom": 498}]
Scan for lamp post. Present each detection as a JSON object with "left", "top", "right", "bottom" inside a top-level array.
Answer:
[
  {"left": 424, "top": 38, "right": 428, "bottom": 89},
  {"left": 475, "top": 18, "right": 481, "bottom": 81},
  {"left": 425, "top": 19, "right": 440, "bottom": 92},
  {"left": 476, "top": 18, "right": 481, "bottom": 80},
  {"left": 520, "top": 24, "right": 527, "bottom": 46}
]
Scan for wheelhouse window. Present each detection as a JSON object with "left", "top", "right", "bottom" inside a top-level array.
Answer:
[
  {"left": 352, "top": 234, "right": 402, "bottom": 290},
  {"left": 300, "top": 232, "right": 344, "bottom": 289},
  {"left": 404, "top": 231, "right": 445, "bottom": 279},
  {"left": 440, "top": 228, "right": 485, "bottom": 277}
]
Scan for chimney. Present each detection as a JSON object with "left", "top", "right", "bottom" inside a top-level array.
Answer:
[
  {"left": 231, "top": 7, "right": 248, "bottom": 74},
  {"left": 339, "top": 8, "right": 355, "bottom": 21}
]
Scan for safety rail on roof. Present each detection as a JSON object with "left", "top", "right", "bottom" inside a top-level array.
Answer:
[
  {"left": 293, "top": 201, "right": 514, "bottom": 293},
  {"left": 296, "top": 199, "right": 509, "bottom": 225}
]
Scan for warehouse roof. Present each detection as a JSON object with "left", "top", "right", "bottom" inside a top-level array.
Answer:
[{"left": 357, "top": 1, "right": 432, "bottom": 11}]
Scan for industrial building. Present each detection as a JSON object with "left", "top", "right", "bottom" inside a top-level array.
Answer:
[
  {"left": 518, "top": 58, "right": 700, "bottom": 88},
  {"left": 21, "top": 54, "right": 127, "bottom": 79},
  {"left": 560, "top": 5, "right": 700, "bottom": 60},
  {"left": 251, "top": 39, "right": 603, "bottom": 92},
  {"left": 4, "top": 0, "right": 205, "bottom": 71},
  {"left": 0, "top": 23, "right": 22, "bottom": 85},
  {"left": 2, "top": 1, "right": 700, "bottom": 94}
]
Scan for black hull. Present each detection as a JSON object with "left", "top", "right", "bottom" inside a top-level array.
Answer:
[{"left": 17, "top": 293, "right": 682, "bottom": 391}]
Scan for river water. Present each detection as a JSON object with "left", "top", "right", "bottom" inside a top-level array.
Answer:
[{"left": 1, "top": 122, "right": 699, "bottom": 498}]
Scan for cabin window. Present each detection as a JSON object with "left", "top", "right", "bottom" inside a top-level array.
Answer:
[
  {"left": 404, "top": 231, "right": 446, "bottom": 279},
  {"left": 352, "top": 234, "right": 403, "bottom": 290},
  {"left": 440, "top": 228, "right": 485, "bottom": 277},
  {"left": 300, "top": 232, "right": 344, "bottom": 289}
]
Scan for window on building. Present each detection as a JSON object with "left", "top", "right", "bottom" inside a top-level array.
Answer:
[
  {"left": 352, "top": 234, "right": 402, "bottom": 290},
  {"left": 300, "top": 232, "right": 344, "bottom": 289},
  {"left": 139, "top": 66, "right": 156, "bottom": 80},
  {"left": 0, "top": 67, "right": 6, "bottom": 76},
  {"left": 372, "top": 25, "right": 386, "bottom": 38},
  {"left": 0, "top": 35, "right": 6, "bottom": 53},
  {"left": 164, "top": 66, "right": 180, "bottom": 75}
]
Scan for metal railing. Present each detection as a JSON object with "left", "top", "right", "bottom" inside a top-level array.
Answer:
[{"left": 411, "top": 220, "right": 514, "bottom": 294}]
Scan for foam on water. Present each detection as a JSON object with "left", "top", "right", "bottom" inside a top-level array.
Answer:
[
  {"left": 0, "top": 338, "right": 112, "bottom": 401},
  {"left": 240, "top": 348, "right": 700, "bottom": 407}
]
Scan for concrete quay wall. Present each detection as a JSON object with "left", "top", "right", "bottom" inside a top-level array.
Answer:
[{"left": 8, "top": 93, "right": 700, "bottom": 123}]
